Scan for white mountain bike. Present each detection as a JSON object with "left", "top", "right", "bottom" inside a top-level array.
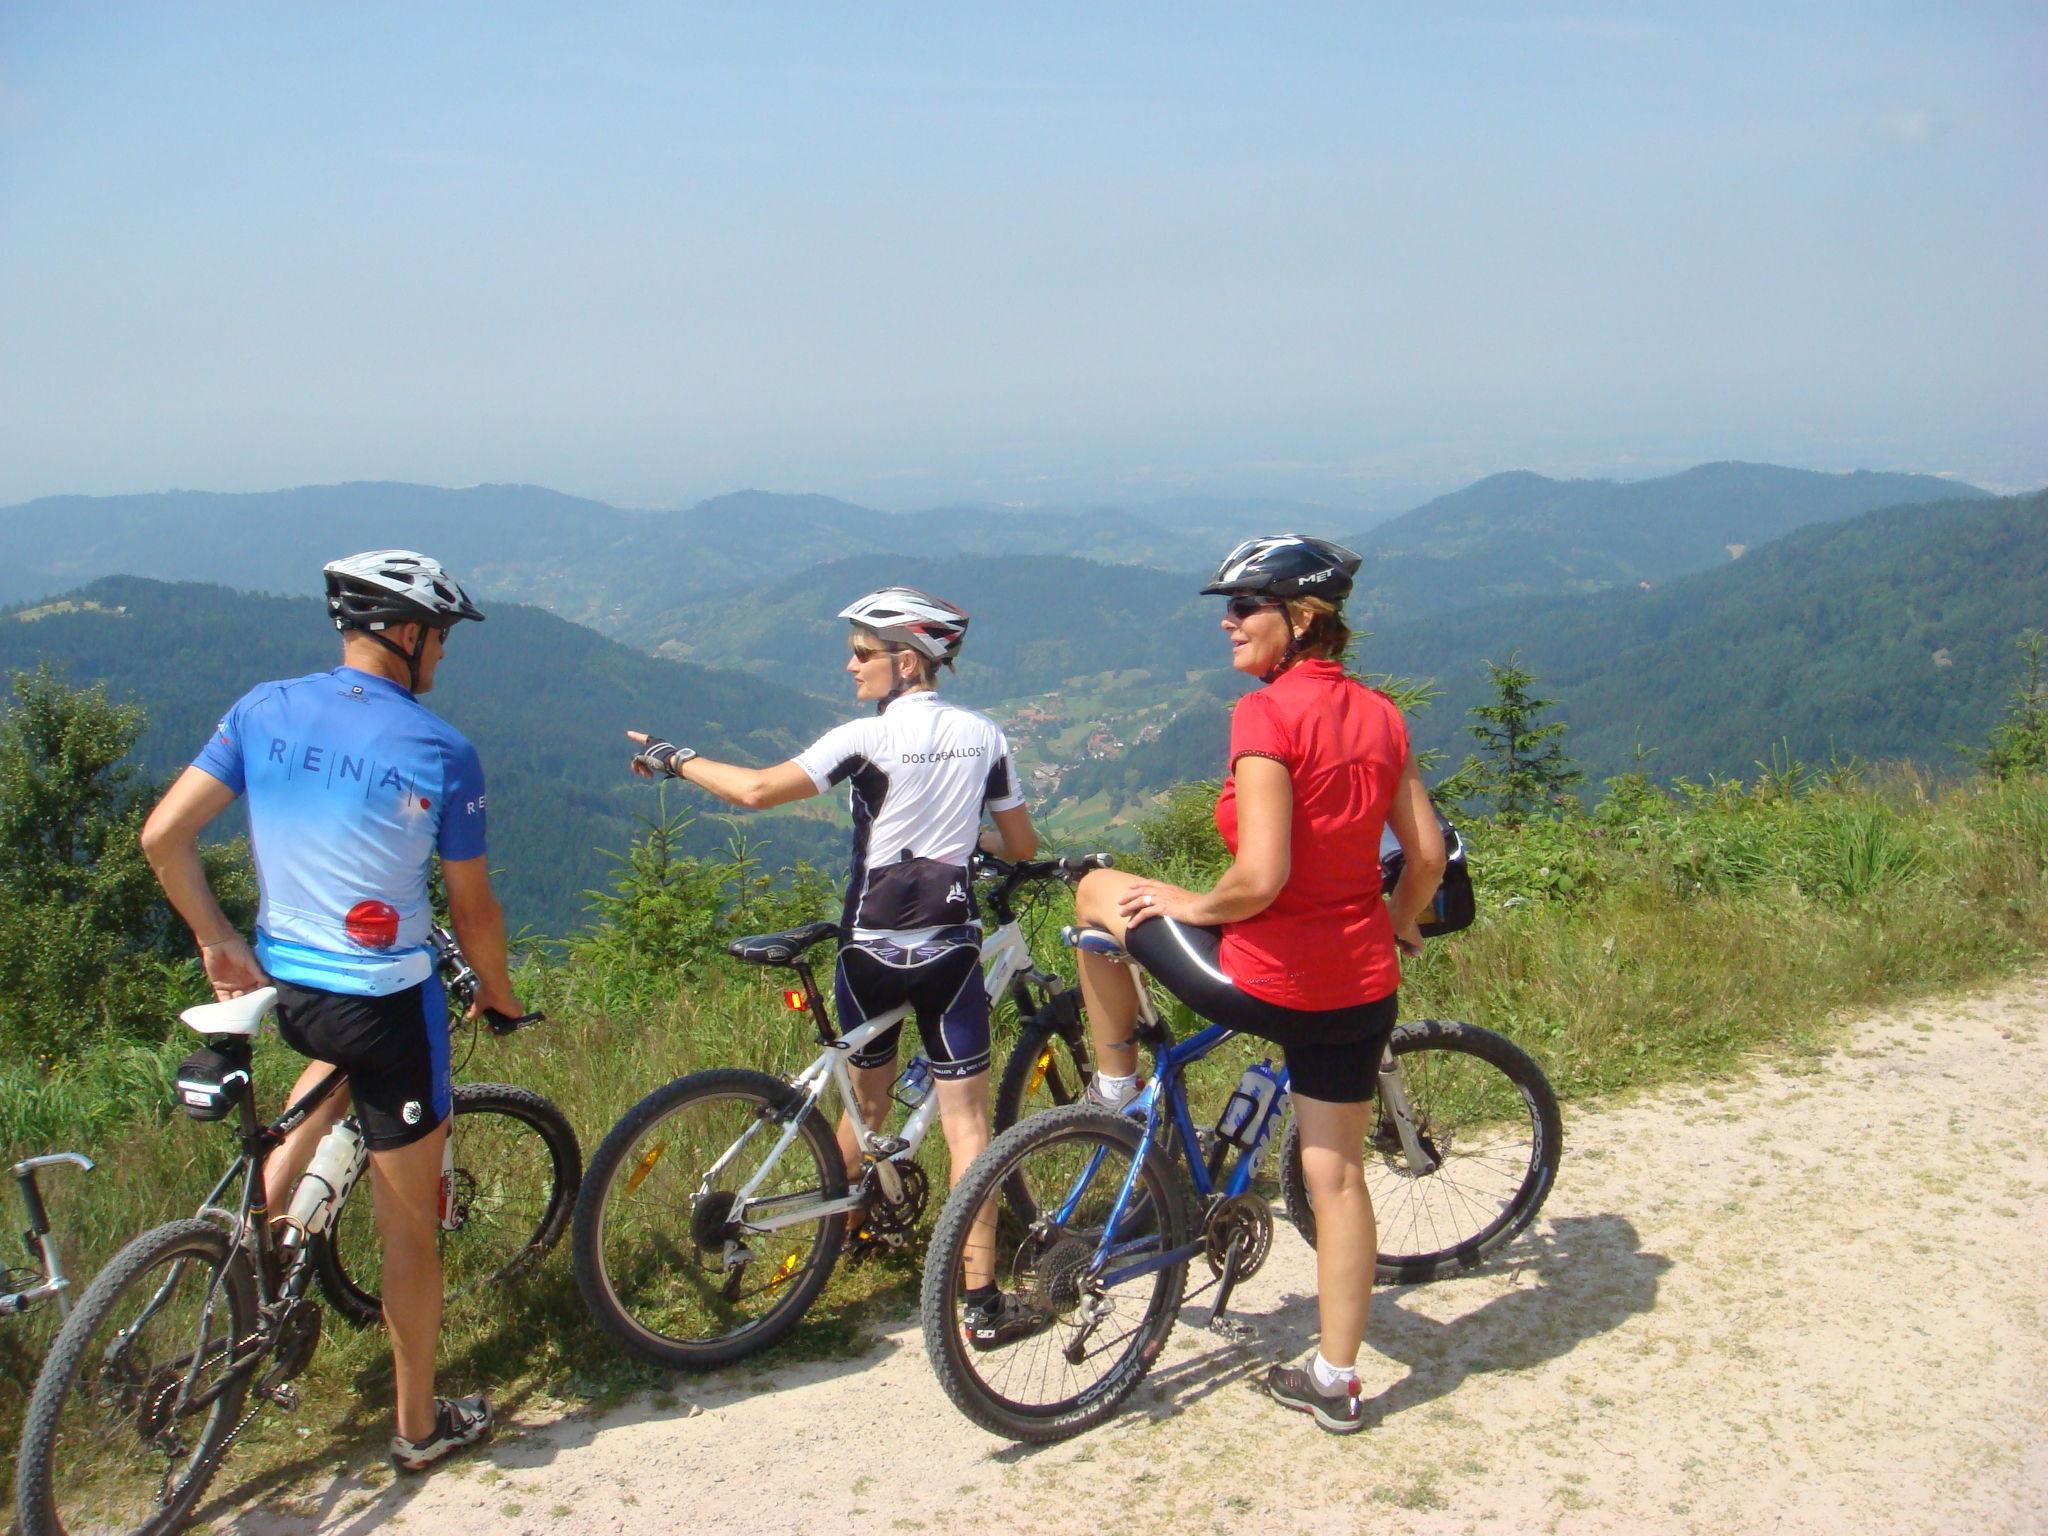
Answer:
[{"left": 570, "top": 853, "right": 1110, "bottom": 1369}]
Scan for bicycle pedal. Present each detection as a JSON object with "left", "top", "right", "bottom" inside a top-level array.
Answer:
[
  {"left": 1206, "top": 1313, "right": 1255, "bottom": 1342},
  {"left": 864, "top": 1135, "right": 910, "bottom": 1159},
  {"left": 260, "top": 1382, "right": 301, "bottom": 1410}
]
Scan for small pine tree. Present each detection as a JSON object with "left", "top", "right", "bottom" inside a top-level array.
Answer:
[
  {"left": 1437, "top": 652, "right": 1585, "bottom": 826},
  {"left": 0, "top": 666, "right": 255, "bottom": 1060},
  {"left": 1976, "top": 629, "right": 2048, "bottom": 780}
]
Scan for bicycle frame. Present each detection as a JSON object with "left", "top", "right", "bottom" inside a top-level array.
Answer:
[
  {"left": 722, "top": 913, "right": 1054, "bottom": 1237},
  {"left": 1063, "top": 943, "right": 1441, "bottom": 1295}
]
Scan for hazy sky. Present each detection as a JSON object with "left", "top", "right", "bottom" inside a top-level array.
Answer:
[{"left": 3, "top": 3, "right": 2043, "bottom": 512}]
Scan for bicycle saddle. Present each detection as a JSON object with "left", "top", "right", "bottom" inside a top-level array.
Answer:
[
  {"left": 179, "top": 986, "right": 279, "bottom": 1038},
  {"left": 1062, "top": 925, "right": 1127, "bottom": 958},
  {"left": 725, "top": 921, "right": 841, "bottom": 966}
]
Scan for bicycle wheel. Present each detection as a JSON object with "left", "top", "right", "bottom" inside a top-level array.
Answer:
[
  {"left": 1280, "top": 1018, "right": 1562, "bottom": 1284},
  {"left": 317, "top": 1082, "right": 582, "bottom": 1328},
  {"left": 572, "top": 1068, "right": 848, "bottom": 1369},
  {"left": 993, "top": 1017, "right": 1093, "bottom": 1221},
  {"left": 16, "top": 1218, "right": 257, "bottom": 1536},
  {"left": 921, "top": 1103, "right": 1189, "bottom": 1443}
]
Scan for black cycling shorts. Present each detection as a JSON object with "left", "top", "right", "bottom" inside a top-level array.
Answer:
[
  {"left": 835, "top": 928, "right": 991, "bottom": 1081},
  {"left": 273, "top": 974, "right": 452, "bottom": 1150},
  {"left": 1123, "top": 918, "right": 1397, "bottom": 1103}
]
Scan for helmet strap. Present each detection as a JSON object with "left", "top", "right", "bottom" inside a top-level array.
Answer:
[
  {"left": 1261, "top": 603, "right": 1310, "bottom": 685},
  {"left": 358, "top": 624, "right": 432, "bottom": 692}
]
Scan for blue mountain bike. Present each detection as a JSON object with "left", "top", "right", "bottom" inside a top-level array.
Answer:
[{"left": 919, "top": 926, "right": 1560, "bottom": 1442}]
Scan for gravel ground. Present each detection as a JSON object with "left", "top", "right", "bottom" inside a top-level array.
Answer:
[{"left": 232, "top": 972, "right": 2048, "bottom": 1536}]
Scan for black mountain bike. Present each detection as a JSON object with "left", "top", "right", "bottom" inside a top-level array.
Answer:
[{"left": 13, "top": 931, "right": 578, "bottom": 1536}]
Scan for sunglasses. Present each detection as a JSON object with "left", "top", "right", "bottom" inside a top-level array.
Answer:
[
  {"left": 850, "top": 644, "right": 899, "bottom": 664},
  {"left": 1224, "top": 595, "right": 1285, "bottom": 620}
]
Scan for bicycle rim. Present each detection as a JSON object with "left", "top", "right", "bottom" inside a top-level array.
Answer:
[
  {"left": 17, "top": 1220, "right": 254, "bottom": 1536},
  {"left": 318, "top": 1084, "right": 579, "bottom": 1326},
  {"left": 576, "top": 1071, "right": 846, "bottom": 1368},
  {"left": 1336, "top": 1021, "right": 1560, "bottom": 1281},
  {"left": 923, "top": 1106, "right": 1186, "bottom": 1442}
]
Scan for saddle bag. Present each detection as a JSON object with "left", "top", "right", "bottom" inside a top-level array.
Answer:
[
  {"left": 1378, "top": 807, "right": 1476, "bottom": 938},
  {"left": 174, "top": 1040, "right": 253, "bottom": 1122}
]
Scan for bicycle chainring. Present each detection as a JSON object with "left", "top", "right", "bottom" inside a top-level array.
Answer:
[
  {"left": 865, "top": 1161, "right": 929, "bottom": 1236},
  {"left": 1202, "top": 1192, "right": 1273, "bottom": 1280},
  {"left": 259, "top": 1301, "right": 322, "bottom": 1394}
]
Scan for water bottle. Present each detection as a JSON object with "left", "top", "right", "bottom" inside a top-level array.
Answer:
[
  {"left": 281, "top": 1118, "right": 368, "bottom": 1245},
  {"left": 894, "top": 1053, "right": 935, "bottom": 1111},
  {"left": 1215, "top": 1060, "right": 1283, "bottom": 1149}
]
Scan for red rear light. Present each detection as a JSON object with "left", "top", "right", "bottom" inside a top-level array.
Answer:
[{"left": 783, "top": 989, "right": 807, "bottom": 1011}]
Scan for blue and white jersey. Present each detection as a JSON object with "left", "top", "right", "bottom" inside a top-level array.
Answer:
[{"left": 193, "top": 667, "right": 487, "bottom": 996}]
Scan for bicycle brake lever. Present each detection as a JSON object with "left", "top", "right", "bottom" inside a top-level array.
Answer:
[{"left": 483, "top": 1009, "right": 545, "bottom": 1037}]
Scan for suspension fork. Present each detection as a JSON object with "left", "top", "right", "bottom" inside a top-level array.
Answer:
[{"left": 1375, "top": 1046, "right": 1440, "bottom": 1175}]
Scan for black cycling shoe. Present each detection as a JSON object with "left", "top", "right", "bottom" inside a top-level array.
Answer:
[{"left": 963, "top": 1292, "right": 1051, "bottom": 1352}]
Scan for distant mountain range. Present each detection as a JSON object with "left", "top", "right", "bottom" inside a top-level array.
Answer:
[
  {"left": 0, "top": 579, "right": 844, "bottom": 937},
  {"left": 1338, "top": 463, "right": 1993, "bottom": 624},
  {"left": 1, "top": 464, "right": 1983, "bottom": 643},
  {"left": 4, "top": 463, "right": 2033, "bottom": 902}
]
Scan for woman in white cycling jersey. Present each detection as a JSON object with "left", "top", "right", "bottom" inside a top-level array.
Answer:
[
  {"left": 1069, "top": 536, "right": 1447, "bottom": 1434},
  {"left": 624, "top": 585, "right": 1039, "bottom": 1336}
]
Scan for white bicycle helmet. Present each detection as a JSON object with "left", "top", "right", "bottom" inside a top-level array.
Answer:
[
  {"left": 323, "top": 550, "right": 483, "bottom": 691},
  {"left": 323, "top": 550, "right": 486, "bottom": 633},
  {"left": 836, "top": 586, "right": 970, "bottom": 663}
]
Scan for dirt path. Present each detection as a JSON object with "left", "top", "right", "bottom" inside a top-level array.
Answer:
[{"left": 237, "top": 974, "right": 2048, "bottom": 1536}]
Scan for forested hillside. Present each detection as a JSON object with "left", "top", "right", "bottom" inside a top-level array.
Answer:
[
  {"left": 1339, "top": 462, "right": 1990, "bottom": 625},
  {"left": 0, "top": 579, "right": 844, "bottom": 935},
  {"left": 1366, "top": 489, "right": 2048, "bottom": 784}
]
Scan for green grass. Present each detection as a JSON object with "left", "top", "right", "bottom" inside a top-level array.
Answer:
[{"left": 3, "top": 769, "right": 2044, "bottom": 1513}]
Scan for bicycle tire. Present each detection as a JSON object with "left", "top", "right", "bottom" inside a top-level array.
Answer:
[
  {"left": 1280, "top": 1018, "right": 1561, "bottom": 1284},
  {"left": 993, "top": 1016, "right": 1093, "bottom": 1218},
  {"left": 316, "top": 1082, "right": 582, "bottom": 1328},
  {"left": 994, "top": 1018, "right": 1091, "bottom": 1135},
  {"left": 16, "top": 1218, "right": 256, "bottom": 1536},
  {"left": 921, "top": 1104, "right": 1189, "bottom": 1443},
  {"left": 573, "top": 1068, "right": 849, "bottom": 1370}
]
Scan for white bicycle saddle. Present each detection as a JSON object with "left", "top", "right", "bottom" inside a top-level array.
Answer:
[{"left": 179, "top": 987, "right": 279, "bottom": 1038}]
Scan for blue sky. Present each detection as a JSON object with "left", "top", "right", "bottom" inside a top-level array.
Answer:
[{"left": 2, "top": 3, "right": 2042, "bottom": 511}]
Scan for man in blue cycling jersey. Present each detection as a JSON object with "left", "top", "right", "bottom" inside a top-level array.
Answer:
[{"left": 140, "top": 550, "right": 522, "bottom": 1473}]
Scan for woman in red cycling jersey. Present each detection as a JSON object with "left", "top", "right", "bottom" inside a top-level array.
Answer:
[{"left": 1071, "top": 535, "right": 1446, "bottom": 1434}]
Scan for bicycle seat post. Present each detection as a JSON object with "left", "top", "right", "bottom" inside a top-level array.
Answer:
[{"left": 787, "top": 960, "right": 837, "bottom": 1045}]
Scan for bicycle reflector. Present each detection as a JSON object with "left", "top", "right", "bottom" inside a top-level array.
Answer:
[{"left": 783, "top": 988, "right": 807, "bottom": 1011}]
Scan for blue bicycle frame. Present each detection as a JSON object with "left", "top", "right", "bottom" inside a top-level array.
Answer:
[{"left": 1055, "top": 931, "right": 1293, "bottom": 1304}]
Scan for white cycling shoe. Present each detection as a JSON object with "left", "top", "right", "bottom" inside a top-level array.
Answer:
[{"left": 391, "top": 1394, "right": 492, "bottom": 1473}]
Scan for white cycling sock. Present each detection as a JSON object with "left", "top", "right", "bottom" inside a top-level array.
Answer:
[
  {"left": 1092, "top": 1071, "right": 1138, "bottom": 1106},
  {"left": 1311, "top": 1352, "right": 1358, "bottom": 1393}
]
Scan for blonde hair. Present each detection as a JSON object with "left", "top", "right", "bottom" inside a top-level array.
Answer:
[{"left": 1282, "top": 595, "right": 1351, "bottom": 662}]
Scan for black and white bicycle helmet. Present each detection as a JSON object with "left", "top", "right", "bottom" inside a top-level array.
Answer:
[
  {"left": 1200, "top": 535, "right": 1363, "bottom": 602},
  {"left": 836, "top": 586, "right": 970, "bottom": 663},
  {"left": 323, "top": 550, "right": 486, "bottom": 633}
]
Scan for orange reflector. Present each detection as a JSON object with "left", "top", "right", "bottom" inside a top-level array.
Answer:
[
  {"left": 625, "top": 1143, "right": 665, "bottom": 1193},
  {"left": 784, "top": 989, "right": 807, "bottom": 1011},
  {"left": 1028, "top": 1048, "right": 1053, "bottom": 1095}
]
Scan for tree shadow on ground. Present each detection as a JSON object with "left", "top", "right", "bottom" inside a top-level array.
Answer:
[{"left": 1123, "top": 1212, "right": 1671, "bottom": 1432}]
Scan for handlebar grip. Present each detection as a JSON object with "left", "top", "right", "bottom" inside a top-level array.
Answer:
[
  {"left": 1057, "top": 853, "right": 1114, "bottom": 876},
  {"left": 483, "top": 1009, "right": 545, "bottom": 1037}
]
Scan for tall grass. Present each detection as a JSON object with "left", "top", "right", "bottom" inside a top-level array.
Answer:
[{"left": 3, "top": 769, "right": 2044, "bottom": 1508}]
